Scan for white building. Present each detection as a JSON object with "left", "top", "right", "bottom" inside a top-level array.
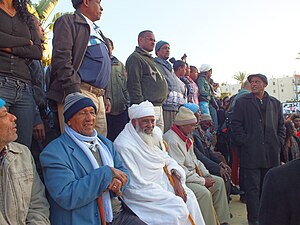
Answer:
[{"left": 266, "top": 76, "right": 295, "bottom": 102}]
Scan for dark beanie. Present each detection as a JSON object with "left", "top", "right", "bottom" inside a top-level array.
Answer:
[
  {"left": 247, "top": 73, "right": 268, "bottom": 86},
  {"left": 63, "top": 92, "right": 97, "bottom": 123},
  {"left": 71, "top": 0, "right": 83, "bottom": 8},
  {"left": 155, "top": 40, "right": 169, "bottom": 53}
]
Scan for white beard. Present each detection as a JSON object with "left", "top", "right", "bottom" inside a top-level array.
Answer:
[{"left": 136, "top": 123, "right": 161, "bottom": 149}]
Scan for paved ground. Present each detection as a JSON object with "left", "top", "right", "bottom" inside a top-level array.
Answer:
[{"left": 229, "top": 195, "right": 248, "bottom": 225}]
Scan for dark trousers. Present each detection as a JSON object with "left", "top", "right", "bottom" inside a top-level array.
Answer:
[
  {"left": 244, "top": 167, "right": 270, "bottom": 224},
  {"left": 109, "top": 202, "right": 146, "bottom": 225},
  {"left": 106, "top": 111, "right": 129, "bottom": 141}
]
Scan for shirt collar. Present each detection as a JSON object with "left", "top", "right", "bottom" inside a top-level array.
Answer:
[{"left": 81, "top": 13, "right": 101, "bottom": 39}]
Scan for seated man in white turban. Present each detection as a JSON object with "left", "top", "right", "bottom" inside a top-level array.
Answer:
[
  {"left": 164, "top": 107, "right": 231, "bottom": 225},
  {"left": 114, "top": 101, "right": 205, "bottom": 225}
]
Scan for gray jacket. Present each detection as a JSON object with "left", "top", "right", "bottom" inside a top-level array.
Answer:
[{"left": 0, "top": 142, "right": 50, "bottom": 224}]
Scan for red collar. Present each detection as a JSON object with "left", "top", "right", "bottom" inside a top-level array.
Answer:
[{"left": 171, "top": 124, "right": 193, "bottom": 150}]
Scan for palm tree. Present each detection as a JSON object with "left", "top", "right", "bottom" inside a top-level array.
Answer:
[
  {"left": 28, "top": 0, "right": 59, "bottom": 21},
  {"left": 233, "top": 71, "right": 248, "bottom": 86}
]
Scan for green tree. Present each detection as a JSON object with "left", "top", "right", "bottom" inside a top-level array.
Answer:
[
  {"left": 29, "top": 0, "right": 59, "bottom": 21},
  {"left": 233, "top": 71, "right": 248, "bottom": 86}
]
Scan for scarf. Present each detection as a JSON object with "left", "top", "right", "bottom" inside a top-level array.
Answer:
[
  {"left": 171, "top": 124, "right": 193, "bottom": 150},
  {"left": 65, "top": 126, "right": 114, "bottom": 222}
]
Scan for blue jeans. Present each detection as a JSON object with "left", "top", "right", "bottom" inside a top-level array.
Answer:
[
  {"left": 199, "top": 101, "right": 210, "bottom": 115},
  {"left": 209, "top": 104, "right": 218, "bottom": 132},
  {"left": 0, "top": 76, "right": 36, "bottom": 148}
]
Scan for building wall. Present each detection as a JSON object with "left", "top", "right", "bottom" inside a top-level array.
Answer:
[{"left": 266, "top": 77, "right": 295, "bottom": 102}]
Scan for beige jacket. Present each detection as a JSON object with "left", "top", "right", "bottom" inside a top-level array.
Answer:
[
  {"left": 0, "top": 142, "right": 50, "bottom": 225},
  {"left": 164, "top": 129, "right": 210, "bottom": 186}
]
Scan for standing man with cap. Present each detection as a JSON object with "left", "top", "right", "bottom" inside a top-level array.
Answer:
[
  {"left": 47, "top": 0, "right": 111, "bottom": 136},
  {"left": 0, "top": 98, "right": 50, "bottom": 225},
  {"left": 154, "top": 40, "right": 185, "bottom": 132},
  {"left": 231, "top": 73, "right": 285, "bottom": 225},
  {"left": 197, "top": 64, "right": 213, "bottom": 115},
  {"left": 126, "top": 31, "right": 168, "bottom": 132},
  {"left": 40, "top": 92, "right": 146, "bottom": 225}
]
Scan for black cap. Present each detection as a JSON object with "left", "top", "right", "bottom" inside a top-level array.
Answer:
[{"left": 247, "top": 73, "right": 268, "bottom": 86}]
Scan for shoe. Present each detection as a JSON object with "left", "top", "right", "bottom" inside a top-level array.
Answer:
[
  {"left": 240, "top": 194, "right": 247, "bottom": 204},
  {"left": 230, "top": 185, "right": 244, "bottom": 195},
  {"left": 220, "top": 223, "right": 230, "bottom": 225}
]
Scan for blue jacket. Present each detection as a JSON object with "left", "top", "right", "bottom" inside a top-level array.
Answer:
[{"left": 40, "top": 133, "right": 129, "bottom": 225}]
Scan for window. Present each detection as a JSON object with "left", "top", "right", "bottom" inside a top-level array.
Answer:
[{"left": 273, "top": 90, "right": 276, "bottom": 93}]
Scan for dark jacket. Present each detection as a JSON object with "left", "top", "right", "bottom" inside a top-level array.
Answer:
[
  {"left": 126, "top": 47, "right": 168, "bottom": 106},
  {"left": 231, "top": 92, "right": 285, "bottom": 168},
  {"left": 0, "top": 11, "right": 42, "bottom": 81},
  {"left": 193, "top": 128, "right": 222, "bottom": 175},
  {"left": 47, "top": 11, "right": 90, "bottom": 103},
  {"left": 108, "top": 56, "right": 130, "bottom": 115},
  {"left": 259, "top": 159, "right": 300, "bottom": 225}
]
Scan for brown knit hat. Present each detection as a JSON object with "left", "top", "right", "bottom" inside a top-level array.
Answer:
[{"left": 174, "top": 107, "right": 197, "bottom": 126}]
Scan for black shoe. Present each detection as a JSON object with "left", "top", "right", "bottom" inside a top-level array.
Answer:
[
  {"left": 240, "top": 194, "right": 247, "bottom": 204},
  {"left": 230, "top": 185, "right": 244, "bottom": 195},
  {"left": 220, "top": 223, "right": 230, "bottom": 225}
]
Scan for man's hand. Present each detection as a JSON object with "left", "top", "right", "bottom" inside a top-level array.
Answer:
[
  {"left": 104, "top": 98, "right": 111, "bottom": 113},
  {"left": 204, "top": 176, "right": 215, "bottom": 188},
  {"left": 33, "top": 123, "right": 46, "bottom": 142},
  {"left": 108, "top": 178, "right": 123, "bottom": 197},
  {"left": 219, "top": 167, "right": 231, "bottom": 182},
  {"left": 0, "top": 48, "right": 12, "bottom": 53},
  {"left": 172, "top": 172, "right": 187, "bottom": 202},
  {"left": 220, "top": 162, "right": 232, "bottom": 173},
  {"left": 110, "top": 167, "right": 128, "bottom": 186}
]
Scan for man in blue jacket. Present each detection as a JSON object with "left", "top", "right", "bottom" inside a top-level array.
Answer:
[{"left": 40, "top": 93, "right": 145, "bottom": 225}]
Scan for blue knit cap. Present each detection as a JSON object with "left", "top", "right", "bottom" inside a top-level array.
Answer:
[
  {"left": 63, "top": 92, "right": 97, "bottom": 123},
  {"left": 183, "top": 103, "right": 199, "bottom": 114},
  {"left": 155, "top": 40, "right": 169, "bottom": 53},
  {"left": 0, "top": 98, "right": 5, "bottom": 109}
]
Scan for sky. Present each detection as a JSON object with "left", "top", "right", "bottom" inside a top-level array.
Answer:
[{"left": 35, "top": 0, "right": 300, "bottom": 84}]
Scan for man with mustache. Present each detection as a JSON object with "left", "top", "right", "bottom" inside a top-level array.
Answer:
[
  {"left": 48, "top": 0, "right": 111, "bottom": 137},
  {"left": 114, "top": 101, "right": 205, "bottom": 225},
  {"left": 231, "top": 74, "right": 285, "bottom": 225},
  {"left": 164, "top": 106, "right": 230, "bottom": 225},
  {"left": 0, "top": 98, "right": 50, "bottom": 224},
  {"left": 126, "top": 30, "right": 168, "bottom": 132},
  {"left": 40, "top": 93, "right": 145, "bottom": 225}
]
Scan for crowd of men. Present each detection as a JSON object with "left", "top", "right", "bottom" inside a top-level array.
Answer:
[{"left": 1, "top": 0, "right": 300, "bottom": 225}]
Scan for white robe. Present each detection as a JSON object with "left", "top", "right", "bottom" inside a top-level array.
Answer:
[{"left": 114, "top": 123, "right": 205, "bottom": 225}]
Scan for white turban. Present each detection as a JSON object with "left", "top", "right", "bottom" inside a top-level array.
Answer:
[{"left": 128, "top": 101, "right": 155, "bottom": 120}]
